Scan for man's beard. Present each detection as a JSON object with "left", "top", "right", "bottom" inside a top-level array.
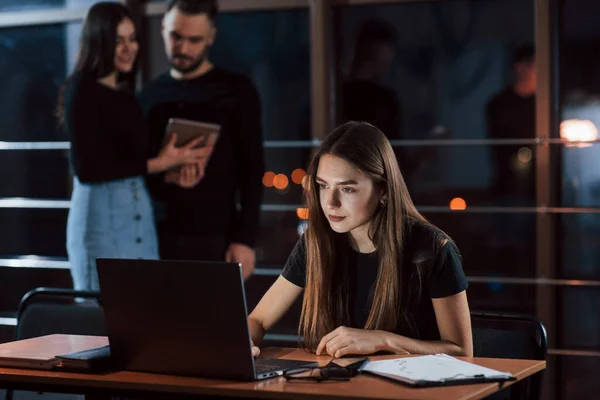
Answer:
[{"left": 170, "top": 48, "right": 208, "bottom": 74}]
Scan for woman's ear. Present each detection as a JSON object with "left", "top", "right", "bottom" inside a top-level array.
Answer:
[{"left": 380, "top": 189, "right": 388, "bottom": 205}]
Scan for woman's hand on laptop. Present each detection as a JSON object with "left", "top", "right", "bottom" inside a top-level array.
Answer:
[{"left": 251, "top": 341, "right": 260, "bottom": 357}]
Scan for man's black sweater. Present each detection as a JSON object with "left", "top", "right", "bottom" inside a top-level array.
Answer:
[{"left": 138, "top": 67, "right": 264, "bottom": 247}]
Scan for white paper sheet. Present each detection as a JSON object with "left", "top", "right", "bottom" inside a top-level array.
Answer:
[{"left": 363, "top": 354, "right": 513, "bottom": 383}]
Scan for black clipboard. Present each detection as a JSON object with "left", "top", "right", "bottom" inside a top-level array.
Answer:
[{"left": 364, "top": 370, "right": 517, "bottom": 387}]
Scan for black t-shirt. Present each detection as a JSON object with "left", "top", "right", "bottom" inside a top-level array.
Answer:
[
  {"left": 63, "top": 73, "right": 149, "bottom": 183},
  {"left": 138, "top": 68, "right": 265, "bottom": 246},
  {"left": 282, "top": 221, "right": 468, "bottom": 341}
]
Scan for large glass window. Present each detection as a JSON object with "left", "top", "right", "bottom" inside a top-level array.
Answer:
[
  {"left": 0, "top": 24, "right": 66, "bottom": 142},
  {"left": 333, "top": 0, "right": 534, "bottom": 139},
  {"left": 555, "top": 0, "right": 600, "bottom": 396}
]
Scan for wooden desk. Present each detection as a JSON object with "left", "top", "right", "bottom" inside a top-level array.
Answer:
[{"left": 0, "top": 335, "right": 545, "bottom": 400}]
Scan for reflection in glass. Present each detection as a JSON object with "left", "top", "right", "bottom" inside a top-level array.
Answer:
[
  {"left": 333, "top": 0, "right": 534, "bottom": 141},
  {"left": 560, "top": 122, "right": 600, "bottom": 208},
  {"left": 559, "top": 0, "right": 600, "bottom": 209},
  {"left": 337, "top": 18, "right": 401, "bottom": 139},
  {"left": 486, "top": 45, "right": 536, "bottom": 202}
]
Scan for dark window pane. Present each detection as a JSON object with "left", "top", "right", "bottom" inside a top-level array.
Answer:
[
  {"left": 0, "top": 150, "right": 70, "bottom": 198},
  {"left": 333, "top": 0, "right": 535, "bottom": 140},
  {"left": 0, "top": 209, "right": 67, "bottom": 257},
  {"left": 0, "top": 266, "right": 71, "bottom": 313},
  {"left": 0, "top": 24, "right": 66, "bottom": 141},
  {"left": 549, "top": 354, "right": 600, "bottom": 400},
  {"left": 559, "top": 0, "right": 600, "bottom": 209},
  {"left": 424, "top": 212, "right": 536, "bottom": 277},
  {"left": 255, "top": 211, "right": 302, "bottom": 267},
  {"left": 466, "top": 282, "right": 536, "bottom": 315},
  {"left": 559, "top": 0, "right": 600, "bottom": 136},
  {"left": 558, "top": 286, "right": 600, "bottom": 351},
  {"left": 559, "top": 213, "right": 600, "bottom": 280},
  {"left": 396, "top": 145, "right": 536, "bottom": 206},
  {"left": 559, "top": 143, "right": 600, "bottom": 208},
  {"left": 145, "top": 9, "right": 310, "bottom": 141}
]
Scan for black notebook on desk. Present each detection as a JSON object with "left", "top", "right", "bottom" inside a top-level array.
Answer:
[
  {"left": 55, "top": 345, "right": 112, "bottom": 372},
  {"left": 363, "top": 354, "right": 516, "bottom": 387}
]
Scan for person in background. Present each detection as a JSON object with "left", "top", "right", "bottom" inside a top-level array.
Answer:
[
  {"left": 339, "top": 19, "right": 432, "bottom": 189},
  {"left": 248, "top": 121, "right": 472, "bottom": 358},
  {"left": 486, "top": 44, "right": 536, "bottom": 203},
  {"left": 57, "top": 2, "right": 210, "bottom": 291},
  {"left": 139, "top": 0, "right": 264, "bottom": 279},
  {"left": 339, "top": 19, "right": 402, "bottom": 140}
]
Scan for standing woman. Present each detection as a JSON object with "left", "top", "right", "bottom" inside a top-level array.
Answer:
[{"left": 57, "top": 2, "right": 209, "bottom": 290}]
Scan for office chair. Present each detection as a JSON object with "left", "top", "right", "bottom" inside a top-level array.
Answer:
[
  {"left": 471, "top": 310, "right": 547, "bottom": 400},
  {"left": 6, "top": 287, "right": 106, "bottom": 400}
]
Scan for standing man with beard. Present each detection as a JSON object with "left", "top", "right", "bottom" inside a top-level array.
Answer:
[{"left": 139, "top": 0, "right": 264, "bottom": 279}]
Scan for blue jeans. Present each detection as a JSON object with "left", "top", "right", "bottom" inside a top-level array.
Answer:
[{"left": 67, "top": 176, "right": 159, "bottom": 291}]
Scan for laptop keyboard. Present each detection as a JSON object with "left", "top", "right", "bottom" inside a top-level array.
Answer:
[{"left": 256, "top": 363, "right": 281, "bottom": 373}]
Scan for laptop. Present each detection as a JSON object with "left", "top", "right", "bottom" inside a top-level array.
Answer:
[{"left": 96, "top": 258, "right": 317, "bottom": 380}]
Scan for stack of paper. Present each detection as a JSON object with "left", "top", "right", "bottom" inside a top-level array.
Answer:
[{"left": 363, "top": 354, "right": 515, "bottom": 387}]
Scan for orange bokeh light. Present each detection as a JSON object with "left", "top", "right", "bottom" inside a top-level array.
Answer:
[
  {"left": 262, "top": 171, "right": 275, "bottom": 187},
  {"left": 296, "top": 208, "right": 309, "bottom": 220},
  {"left": 449, "top": 197, "right": 467, "bottom": 210},
  {"left": 273, "top": 174, "right": 289, "bottom": 190},
  {"left": 291, "top": 169, "right": 307, "bottom": 185}
]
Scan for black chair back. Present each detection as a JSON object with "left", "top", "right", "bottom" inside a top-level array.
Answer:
[
  {"left": 471, "top": 310, "right": 547, "bottom": 400},
  {"left": 6, "top": 288, "right": 106, "bottom": 400}
]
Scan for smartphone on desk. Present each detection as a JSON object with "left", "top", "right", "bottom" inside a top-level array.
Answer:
[{"left": 162, "top": 117, "right": 221, "bottom": 149}]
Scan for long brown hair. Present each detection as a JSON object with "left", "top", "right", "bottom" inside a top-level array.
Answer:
[
  {"left": 300, "top": 121, "right": 444, "bottom": 351},
  {"left": 56, "top": 2, "right": 139, "bottom": 125}
]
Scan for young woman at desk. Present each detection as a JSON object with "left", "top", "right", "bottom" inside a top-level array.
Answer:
[
  {"left": 248, "top": 121, "right": 473, "bottom": 358},
  {"left": 56, "top": 2, "right": 209, "bottom": 291}
]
